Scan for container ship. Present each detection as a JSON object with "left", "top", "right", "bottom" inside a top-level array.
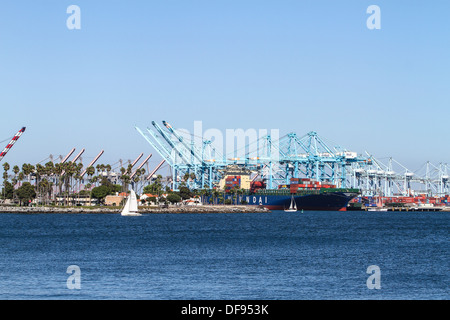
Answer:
[{"left": 224, "top": 176, "right": 360, "bottom": 211}]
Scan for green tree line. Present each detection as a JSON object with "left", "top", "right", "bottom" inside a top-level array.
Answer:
[
  {"left": 1, "top": 161, "right": 247, "bottom": 206},
  {"left": 0, "top": 161, "right": 147, "bottom": 206}
]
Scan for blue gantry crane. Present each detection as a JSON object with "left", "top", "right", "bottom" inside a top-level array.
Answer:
[{"left": 136, "top": 121, "right": 449, "bottom": 196}]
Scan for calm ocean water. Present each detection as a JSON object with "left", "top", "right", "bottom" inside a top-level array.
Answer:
[{"left": 0, "top": 211, "right": 448, "bottom": 300}]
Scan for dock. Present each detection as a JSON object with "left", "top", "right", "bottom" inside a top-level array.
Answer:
[{"left": 362, "top": 206, "right": 446, "bottom": 212}]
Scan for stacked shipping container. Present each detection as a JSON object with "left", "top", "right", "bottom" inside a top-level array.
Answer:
[
  {"left": 225, "top": 176, "right": 241, "bottom": 193},
  {"left": 286, "top": 178, "right": 337, "bottom": 193},
  {"left": 273, "top": 178, "right": 340, "bottom": 193}
]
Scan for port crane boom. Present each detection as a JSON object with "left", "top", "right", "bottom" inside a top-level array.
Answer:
[
  {"left": 147, "top": 160, "right": 165, "bottom": 181},
  {"left": 60, "top": 148, "right": 85, "bottom": 176},
  {"left": 130, "top": 154, "right": 152, "bottom": 179},
  {"left": 80, "top": 150, "right": 104, "bottom": 178},
  {"left": 60, "top": 148, "right": 76, "bottom": 164},
  {"left": 0, "top": 127, "right": 26, "bottom": 162}
]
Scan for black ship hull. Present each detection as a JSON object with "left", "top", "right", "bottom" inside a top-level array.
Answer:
[{"left": 245, "top": 191, "right": 358, "bottom": 211}]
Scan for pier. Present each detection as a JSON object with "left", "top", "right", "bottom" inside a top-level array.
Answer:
[{"left": 362, "top": 206, "right": 446, "bottom": 212}]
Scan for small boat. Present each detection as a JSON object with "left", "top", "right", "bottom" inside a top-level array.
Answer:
[
  {"left": 121, "top": 189, "right": 142, "bottom": 216},
  {"left": 284, "top": 195, "right": 298, "bottom": 212}
]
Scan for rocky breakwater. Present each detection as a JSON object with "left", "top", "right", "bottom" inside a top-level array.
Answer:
[
  {"left": 141, "top": 205, "right": 271, "bottom": 214},
  {"left": 0, "top": 206, "right": 119, "bottom": 214},
  {"left": 0, "top": 205, "right": 271, "bottom": 214}
]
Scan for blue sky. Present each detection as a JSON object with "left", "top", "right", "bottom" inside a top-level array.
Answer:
[{"left": 0, "top": 0, "right": 449, "bottom": 173}]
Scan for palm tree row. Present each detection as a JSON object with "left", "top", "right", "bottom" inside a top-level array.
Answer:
[
  {"left": 2, "top": 161, "right": 246, "bottom": 206},
  {"left": 1, "top": 161, "right": 148, "bottom": 206}
]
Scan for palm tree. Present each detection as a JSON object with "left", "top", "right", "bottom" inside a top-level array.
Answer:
[
  {"left": 38, "top": 178, "right": 50, "bottom": 205},
  {"left": 2, "top": 162, "right": 10, "bottom": 176},
  {"left": 28, "top": 164, "right": 36, "bottom": 184},
  {"left": 119, "top": 167, "right": 126, "bottom": 192},
  {"left": 53, "top": 163, "right": 63, "bottom": 205},
  {"left": 212, "top": 189, "right": 220, "bottom": 205},
  {"left": 90, "top": 175, "right": 98, "bottom": 187},
  {"left": 12, "top": 165, "right": 19, "bottom": 178},
  {"left": 44, "top": 161, "right": 55, "bottom": 203},
  {"left": 74, "top": 163, "right": 83, "bottom": 205},
  {"left": 60, "top": 161, "right": 77, "bottom": 205},
  {"left": 2, "top": 162, "right": 9, "bottom": 200},
  {"left": 122, "top": 174, "right": 131, "bottom": 193},
  {"left": 35, "top": 164, "right": 44, "bottom": 205},
  {"left": 22, "top": 163, "right": 35, "bottom": 183},
  {"left": 14, "top": 171, "right": 24, "bottom": 204},
  {"left": 133, "top": 175, "right": 140, "bottom": 190},
  {"left": 237, "top": 188, "right": 243, "bottom": 205},
  {"left": 126, "top": 164, "right": 133, "bottom": 176},
  {"left": 133, "top": 168, "right": 147, "bottom": 194},
  {"left": 200, "top": 188, "right": 209, "bottom": 205},
  {"left": 44, "top": 161, "right": 54, "bottom": 173},
  {"left": 86, "top": 166, "right": 95, "bottom": 179},
  {"left": 67, "top": 162, "right": 79, "bottom": 205},
  {"left": 18, "top": 171, "right": 24, "bottom": 186},
  {"left": 155, "top": 174, "right": 163, "bottom": 196},
  {"left": 85, "top": 183, "right": 92, "bottom": 206}
]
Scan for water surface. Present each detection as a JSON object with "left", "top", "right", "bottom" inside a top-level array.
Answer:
[{"left": 0, "top": 211, "right": 448, "bottom": 299}]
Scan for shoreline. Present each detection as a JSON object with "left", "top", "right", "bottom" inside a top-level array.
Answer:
[
  {"left": 1, "top": 205, "right": 447, "bottom": 214},
  {"left": 0, "top": 205, "right": 271, "bottom": 214}
]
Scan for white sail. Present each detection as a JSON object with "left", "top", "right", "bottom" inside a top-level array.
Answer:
[
  {"left": 129, "top": 190, "right": 139, "bottom": 212},
  {"left": 121, "top": 189, "right": 141, "bottom": 216},
  {"left": 284, "top": 195, "right": 298, "bottom": 212},
  {"left": 121, "top": 196, "right": 131, "bottom": 215}
]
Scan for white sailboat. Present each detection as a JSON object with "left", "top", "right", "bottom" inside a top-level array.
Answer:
[
  {"left": 284, "top": 195, "right": 298, "bottom": 212},
  {"left": 121, "top": 189, "right": 142, "bottom": 216}
]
